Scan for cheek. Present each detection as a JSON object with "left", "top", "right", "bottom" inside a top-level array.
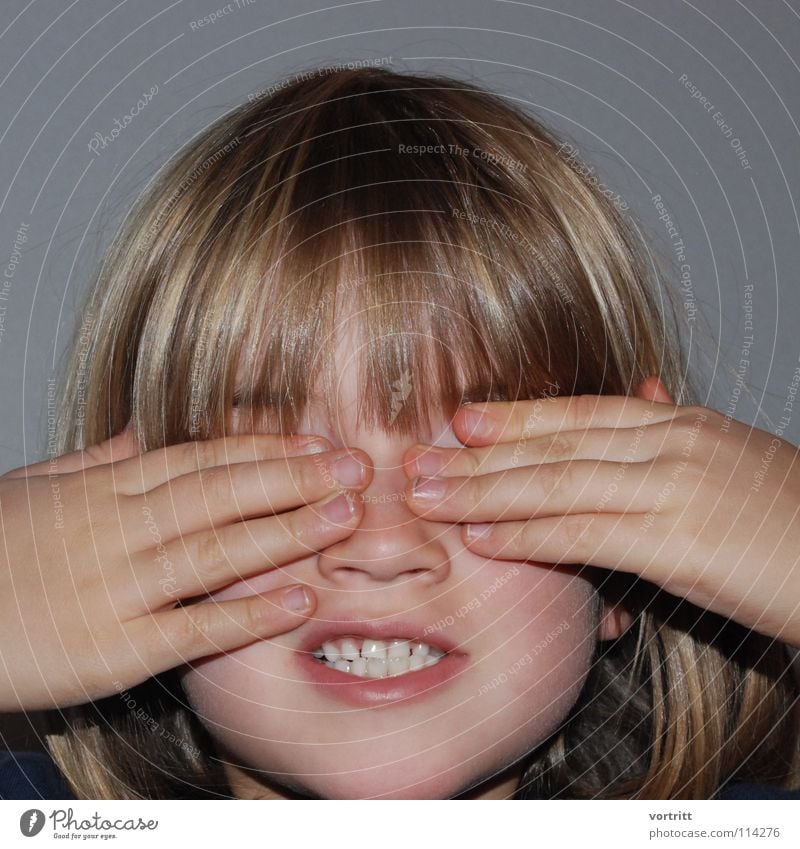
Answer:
[
  {"left": 458, "top": 563, "right": 597, "bottom": 697},
  {"left": 456, "top": 565, "right": 597, "bottom": 768}
]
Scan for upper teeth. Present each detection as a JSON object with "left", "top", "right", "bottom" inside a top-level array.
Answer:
[{"left": 312, "top": 636, "right": 446, "bottom": 678}]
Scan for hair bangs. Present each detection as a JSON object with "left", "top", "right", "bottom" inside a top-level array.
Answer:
[{"left": 223, "top": 78, "right": 577, "bottom": 439}]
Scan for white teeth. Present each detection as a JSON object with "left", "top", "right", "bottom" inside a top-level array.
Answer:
[
  {"left": 366, "top": 658, "right": 388, "bottom": 678},
  {"left": 388, "top": 638, "right": 410, "bottom": 660},
  {"left": 312, "top": 635, "right": 447, "bottom": 678},
  {"left": 322, "top": 641, "right": 341, "bottom": 663},
  {"left": 339, "top": 638, "right": 360, "bottom": 662},
  {"left": 350, "top": 657, "right": 368, "bottom": 676},
  {"left": 361, "top": 639, "right": 387, "bottom": 660},
  {"left": 409, "top": 654, "right": 426, "bottom": 671}
]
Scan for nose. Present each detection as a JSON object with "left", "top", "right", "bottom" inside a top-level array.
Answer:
[{"left": 316, "top": 460, "right": 452, "bottom": 588}]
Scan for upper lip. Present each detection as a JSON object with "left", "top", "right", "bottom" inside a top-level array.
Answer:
[{"left": 297, "top": 616, "right": 463, "bottom": 656}]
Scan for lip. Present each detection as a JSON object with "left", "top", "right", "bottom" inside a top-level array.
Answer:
[{"left": 294, "top": 617, "right": 470, "bottom": 708}]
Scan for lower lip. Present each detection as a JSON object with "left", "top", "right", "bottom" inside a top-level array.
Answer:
[{"left": 294, "top": 650, "right": 471, "bottom": 708}]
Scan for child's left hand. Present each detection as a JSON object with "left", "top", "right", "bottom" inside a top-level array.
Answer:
[{"left": 403, "top": 377, "right": 800, "bottom": 647}]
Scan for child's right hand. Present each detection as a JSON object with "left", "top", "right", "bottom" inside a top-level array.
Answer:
[{"left": 0, "top": 427, "right": 371, "bottom": 712}]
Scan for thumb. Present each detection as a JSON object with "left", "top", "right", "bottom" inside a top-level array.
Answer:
[
  {"left": 5, "top": 420, "right": 139, "bottom": 478},
  {"left": 634, "top": 375, "right": 674, "bottom": 405}
]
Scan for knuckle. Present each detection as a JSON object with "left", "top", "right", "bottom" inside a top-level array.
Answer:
[
  {"left": 190, "top": 532, "right": 230, "bottom": 587},
  {"left": 516, "top": 520, "right": 541, "bottom": 553},
  {"left": 508, "top": 403, "right": 529, "bottom": 437},
  {"left": 559, "top": 514, "right": 592, "bottom": 552},
  {"left": 295, "top": 454, "right": 326, "bottom": 495},
  {"left": 239, "top": 594, "right": 275, "bottom": 632},
  {"left": 180, "top": 438, "right": 217, "bottom": 472},
  {"left": 566, "top": 393, "right": 598, "bottom": 431},
  {"left": 173, "top": 605, "right": 217, "bottom": 651},
  {"left": 530, "top": 459, "right": 564, "bottom": 499},
  {"left": 470, "top": 470, "right": 497, "bottom": 508},
  {"left": 238, "top": 433, "right": 273, "bottom": 456},
  {"left": 461, "top": 450, "right": 482, "bottom": 476},
  {"left": 71, "top": 471, "right": 120, "bottom": 533},
  {"left": 541, "top": 432, "right": 575, "bottom": 462},
  {"left": 227, "top": 433, "right": 262, "bottom": 454},
  {"left": 279, "top": 504, "right": 305, "bottom": 540},
  {"left": 196, "top": 464, "right": 234, "bottom": 508},
  {"left": 510, "top": 400, "right": 543, "bottom": 440}
]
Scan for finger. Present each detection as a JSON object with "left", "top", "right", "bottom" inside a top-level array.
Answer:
[
  {"left": 4, "top": 420, "right": 139, "bottom": 478},
  {"left": 451, "top": 394, "right": 681, "bottom": 447},
  {"left": 405, "top": 459, "right": 662, "bottom": 522},
  {"left": 403, "top": 421, "right": 670, "bottom": 479},
  {"left": 116, "top": 433, "right": 333, "bottom": 493},
  {"left": 132, "top": 490, "right": 360, "bottom": 606},
  {"left": 123, "top": 584, "right": 317, "bottom": 676},
  {"left": 461, "top": 513, "right": 656, "bottom": 577},
  {"left": 133, "top": 448, "right": 371, "bottom": 541}
]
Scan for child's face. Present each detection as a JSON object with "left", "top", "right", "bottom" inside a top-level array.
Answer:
[{"left": 180, "top": 322, "right": 601, "bottom": 800}]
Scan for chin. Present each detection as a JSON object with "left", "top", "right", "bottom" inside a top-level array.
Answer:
[
  {"left": 264, "top": 770, "right": 480, "bottom": 800},
  {"left": 209, "top": 708, "right": 572, "bottom": 800},
  {"left": 227, "top": 756, "right": 509, "bottom": 799}
]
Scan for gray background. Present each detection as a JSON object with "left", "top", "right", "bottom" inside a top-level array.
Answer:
[
  {"left": 0, "top": 0, "right": 799, "bottom": 752},
  {"left": 2, "top": 0, "right": 800, "bottom": 470}
]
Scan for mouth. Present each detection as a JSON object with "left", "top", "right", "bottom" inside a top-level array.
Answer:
[
  {"left": 295, "top": 618, "right": 469, "bottom": 707},
  {"left": 311, "top": 636, "right": 446, "bottom": 678}
]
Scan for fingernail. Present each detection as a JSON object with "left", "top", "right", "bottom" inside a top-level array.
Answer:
[
  {"left": 413, "top": 446, "right": 443, "bottom": 476},
  {"left": 320, "top": 491, "right": 356, "bottom": 522},
  {"left": 465, "top": 523, "right": 493, "bottom": 541},
  {"left": 282, "top": 584, "right": 313, "bottom": 612},
  {"left": 460, "top": 407, "right": 490, "bottom": 438},
  {"left": 332, "top": 452, "right": 365, "bottom": 487},
  {"left": 411, "top": 476, "right": 446, "bottom": 502}
]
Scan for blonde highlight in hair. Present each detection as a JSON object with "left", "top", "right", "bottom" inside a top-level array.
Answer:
[{"left": 48, "top": 65, "right": 798, "bottom": 799}]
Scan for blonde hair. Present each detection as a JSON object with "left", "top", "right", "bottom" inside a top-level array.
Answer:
[{"left": 47, "top": 65, "right": 799, "bottom": 799}]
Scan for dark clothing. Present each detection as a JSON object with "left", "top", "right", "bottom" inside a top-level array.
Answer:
[
  {"left": 2, "top": 750, "right": 799, "bottom": 799},
  {"left": 0, "top": 751, "right": 74, "bottom": 799},
  {"left": 714, "top": 780, "right": 800, "bottom": 800}
]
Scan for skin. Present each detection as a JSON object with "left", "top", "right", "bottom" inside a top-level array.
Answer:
[
  {"left": 0, "top": 358, "right": 620, "bottom": 799},
  {"left": 5, "top": 361, "right": 790, "bottom": 796},
  {"left": 403, "top": 377, "right": 800, "bottom": 648},
  {"left": 180, "top": 322, "right": 624, "bottom": 800},
  {"left": 0, "top": 428, "right": 371, "bottom": 711},
  {"left": 22, "top": 336, "right": 790, "bottom": 798}
]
